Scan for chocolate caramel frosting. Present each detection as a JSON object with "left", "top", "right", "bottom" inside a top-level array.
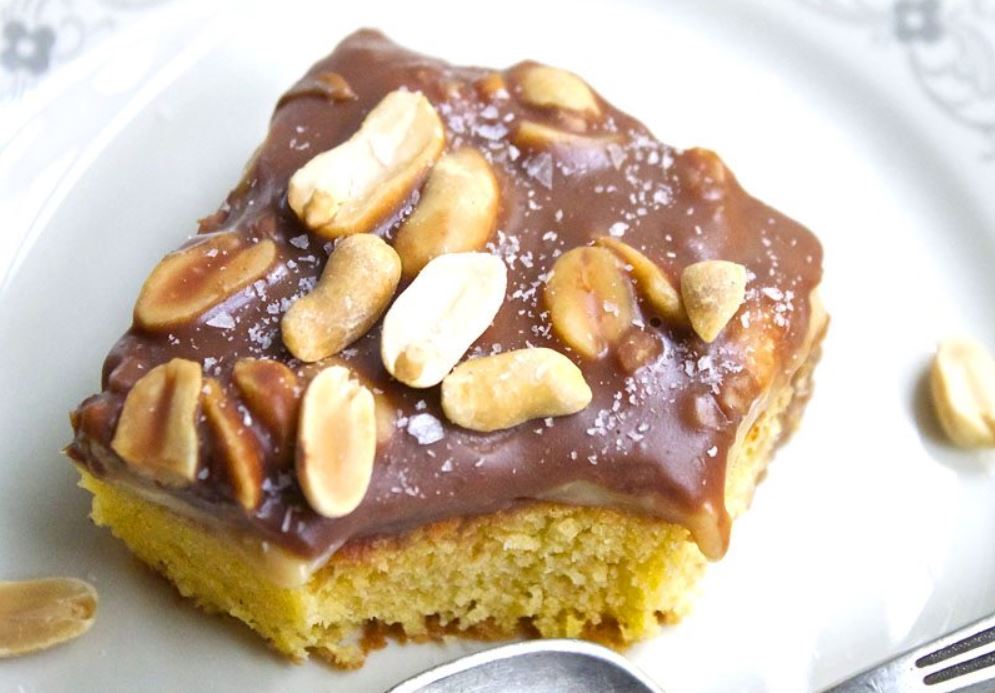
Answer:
[{"left": 69, "top": 29, "right": 823, "bottom": 564}]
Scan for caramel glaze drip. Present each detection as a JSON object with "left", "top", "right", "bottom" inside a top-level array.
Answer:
[{"left": 68, "top": 29, "right": 823, "bottom": 563}]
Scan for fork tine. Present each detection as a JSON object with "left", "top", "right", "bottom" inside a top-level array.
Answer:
[
  {"left": 913, "top": 613, "right": 995, "bottom": 692},
  {"left": 916, "top": 619, "right": 995, "bottom": 667},
  {"left": 919, "top": 650, "right": 995, "bottom": 692},
  {"left": 823, "top": 612, "right": 995, "bottom": 692}
]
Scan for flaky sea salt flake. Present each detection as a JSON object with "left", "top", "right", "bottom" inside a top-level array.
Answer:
[
  {"left": 608, "top": 221, "right": 629, "bottom": 237},
  {"left": 525, "top": 153, "right": 554, "bottom": 189},
  {"left": 407, "top": 413, "right": 444, "bottom": 445},
  {"left": 606, "top": 142, "right": 627, "bottom": 169},
  {"left": 206, "top": 312, "right": 236, "bottom": 330}
]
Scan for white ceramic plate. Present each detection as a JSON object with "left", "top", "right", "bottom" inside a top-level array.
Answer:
[{"left": 2, "top": 1, "right": 994, "bottom": 691}]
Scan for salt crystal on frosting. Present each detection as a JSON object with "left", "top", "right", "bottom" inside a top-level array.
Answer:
[
  {"left": 606, "top": 143, "right": 627, "bottom": 169},
  {"left": 524, "top": 153, "right": 554, "bottom": 189},
  {"left": 407, "top": 413, "right": 444, "bottom": 445},
  {"left": 477, "top": 123, "right": 508, "bottom": 141},
  {"left": 608, "top": 222, "right": 629, "bottom": 237},
  {"left": 205, "top": 312, "right": 236, "bottom": 330}
]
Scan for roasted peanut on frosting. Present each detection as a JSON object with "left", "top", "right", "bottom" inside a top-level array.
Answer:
[
  {"left": 202, "top": 378, "right": 264, "bottom": 511},
  {"left": 545, "top": 246, "right": 635, "bottom": 359},
  {"left": 374, "top": 393, "right": 396, "bottom": 446},
  {"left": 381, "top": 252, "right": 507, "bottom": 388},
  {"left": 394, "top": 148, "right": 500, "bottom": 278},
  {"left": 0, "top": 578, "right": 97, "bottom": 658},
  {"left": 296, "top": 365, "right": 376, "bottom": 518},
  {"left": 111, "top": 358, "right": 202, "bottom": 486},
  {"left": 282, "top": 235, "right": 401, "bottom": 362},
  {"left": 681, "top": 260, "right": 747, "bottom": 343},
  {"left": 442, "top": 347, "right": 592, "bottom": 432},
  {"left": 474, "top": 71, "right": 509, "bottom": 100},
  {"left": 509, "top": 68, "right": 618, "bottom": 161},
  {"left": 931, "top": 338, "right": 995, "bottom": 448},
  {"left": 596, "top": 236, "right": 685, "bottom": 324},
  {"left": 517, "top": 64, "right": 601, "bottom": 118},
  {"left": 232, "top": 358, "right": 301, "bottom": 461},
  {"left": 296, "top": 355, "right": 396, "bottom": 446},
  {"left": 287, "top": 89, "right": 445, "bottom": 238},
  {"left": 134, "top": 233, "right": 276, "bottom": 331}
]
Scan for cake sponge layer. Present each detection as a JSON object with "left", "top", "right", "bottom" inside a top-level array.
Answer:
[
  {"left": 82, "top": 473, "right": 701, "bottom": 667},
  {"left": 76, "top": 338, "right": 818, "bottom": 668}
]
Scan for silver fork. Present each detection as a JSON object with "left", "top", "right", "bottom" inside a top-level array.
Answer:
[
  {"left": 825, "top": 611, "right": 995, "bottom": 692},
  {"left": 386, "top": 612, "right": 995, "bottom": 693}
]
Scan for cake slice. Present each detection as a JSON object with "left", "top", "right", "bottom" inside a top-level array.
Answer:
[{"left": 67, "top": 29, "right": 826, "bottom": 668}]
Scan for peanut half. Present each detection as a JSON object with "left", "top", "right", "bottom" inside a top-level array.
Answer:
[
  {"left": 233, "top": 358, "right": 301, "bottom": 463},
  {"left": 202, "top": 378, "right": 264, "bottom": 511},
  {"left": 111, "top": 358, "right": 202, "bottom": 486},
  {"left": 282, "top": 235, "right": 401, "bottom": 362},
  {"left": 442, "top": 347, "right": 592, "bottom": 432},
  {"left": 394, "top": 148, "right": 500, "bottom": 278},
  {"left": 0, "top": 578, "right": 97, "bottom": 658},
  {"left": 381, "top": 252, "right": 507, "bottom": 388},
  {"left": 296, "top": 365, "right": 376, "bottom": 518},
  {"left": 681, "top": 260, "right": 747, "bottom": 343},
  {"left": 288, "top": 89, "right": 445, "bottom": 238},
  {"left": 545, "top": 246, "right": 635, "bottom": 359},
  {"left": 134, "top": 233, "right": 276, "bottom": 331},
  {"left": 295, "top": 356, "right": 395, "bottom": 446},
  {"left": 596, "top": 237, "right": 685, "bottom": 324},
  {"left": 931, "top": 338, "right": 995, "bottom": 448},
  {"left": 516, "top": 64, "right": 601, "bottom": 117}
]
